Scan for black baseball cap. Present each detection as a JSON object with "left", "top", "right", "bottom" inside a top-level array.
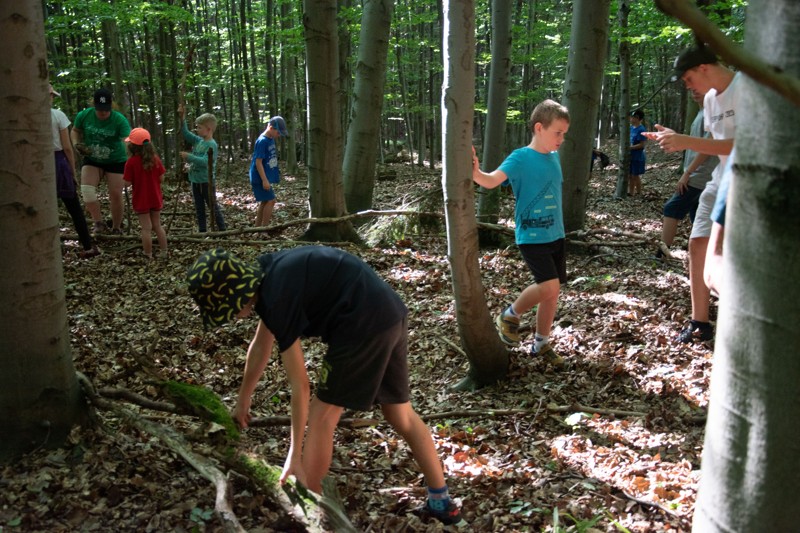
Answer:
[
  {"left": 670, "top": 46, "right": 718, "bottom": 82},
  {"left": 93, "top": 88, "right": 113, "bottom": 111}
]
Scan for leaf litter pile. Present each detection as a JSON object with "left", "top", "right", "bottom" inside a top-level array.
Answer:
[{"left": 2, "top": 145, "right": 715, "bottom": 532}]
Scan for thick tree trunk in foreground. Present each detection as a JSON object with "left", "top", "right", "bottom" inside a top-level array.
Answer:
[
  {"left": 0, "top": 0, "right": 85, "bottom": 461},
  {"left": 301, "top": 0, "right": 359, "bottom": 242},
  {"left": 441, "top": 0, "right": 509, "bottom": 391},
  {"left": 692, "top": 1, "right": 800, "bottom": 530},
  {"left": 342, "top": 0, "right": 394, "bottom": 213},
  {"left": 561, "top": 0, "right": 611, "bottom": 231}
]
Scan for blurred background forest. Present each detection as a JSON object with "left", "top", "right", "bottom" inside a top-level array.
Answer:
[{"left": 44, "top": 0, "right": 747, "bottom": 173}]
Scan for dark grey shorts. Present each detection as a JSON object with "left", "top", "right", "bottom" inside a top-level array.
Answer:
[{"left": 315, "top": 317, "right": 410, "bottom": 411}]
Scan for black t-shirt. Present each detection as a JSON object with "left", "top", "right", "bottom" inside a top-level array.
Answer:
[{"left": 254, "top": 246, "right": 408, "bottom": 351}]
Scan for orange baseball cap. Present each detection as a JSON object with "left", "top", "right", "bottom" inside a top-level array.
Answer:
[{"left": 125, "top": 127, "right": 151, "bottom": 145}]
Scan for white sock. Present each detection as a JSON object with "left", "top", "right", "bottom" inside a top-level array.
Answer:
[{"left": 534, "top": 334, "right": 549, "bottom": 352}]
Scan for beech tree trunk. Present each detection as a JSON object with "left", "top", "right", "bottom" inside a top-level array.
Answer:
[
  {"left": 614, "top": 0, "right": 632, "bottom": 199},
  {"left": 301, "top": 0, "right": 359, "bottom": 242},
  {"left": 441, "top": 0, "right": 509, "bottom": 391},
  {"left": 692, "top": 1, "right": 800, "bottom": 530},
  {"left": 0, "top": 0, "right": 85, "bottom": 462},
  {"left": 475, "top": 0, "right": 512, "bottom": 247},
  {"left": 342, "top": 0, "right": 394, "bottom": 213},
  {"left": 560, "top": 0, "right": 611, "bottom": 231}
]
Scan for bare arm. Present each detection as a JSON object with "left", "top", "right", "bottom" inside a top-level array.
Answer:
[
  {"left": 70, "top": 126, "right": 83, "bottom": 148},
  {"left": 644, "top": 124, "right": 733, "bottom": 156},
  {"left": 232, "top": 320, "right": 275, "bottom": 428},
  {"left": 279, "top": 339, "right": 310, "bottom": 486},
  {"left": 59, "top": 128, "right": 76, "bottom": 174},
  {"left": 471, "top": 146, "right": 509, "bottom": 189},
  {"left": 677, "top": 152, "right": 712, "bottom": 193},
  {"left": 255, "top": 159, "right": 270, "bottom": 189}
]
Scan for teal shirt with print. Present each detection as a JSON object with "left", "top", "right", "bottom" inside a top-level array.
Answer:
[
  {"left": 181, "top": 121, "right": 218, "bottom": 184},
  {"left": 498, "top": 146, "right": 565, "bottom": 245},
  {"left": 73, "top": 108, "right": 130, "bottom": 164}
]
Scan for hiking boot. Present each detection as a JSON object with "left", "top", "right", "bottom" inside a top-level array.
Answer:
[
  {"left": 677, "top": 320, "right": 714, "bottom": 343},
  {"left": 417, "top": 501, "right": 467, "bottom": 528},
  {"left": 78, "top": 245, "right": 101, "bottom": 259},
  {"left": 533, "top": 344, "right": 564, "bottom": 368},
  {"left": 495, "top": 311, "right": 520, "bottom": 346},
  {"left": 92, "top": 221, "right": 106, "bottom": 234}
]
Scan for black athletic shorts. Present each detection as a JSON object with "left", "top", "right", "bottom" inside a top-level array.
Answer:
[
  {"left": 518, "top": 239, "right": 567, "bottom": 284},
  {"left": 315, "top": 316, "right": 410, "bottom": 411},
  {"left": 82, "top": 159, "right": 126, "bottom": 174}
]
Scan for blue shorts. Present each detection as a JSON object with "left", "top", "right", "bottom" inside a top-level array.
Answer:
[
  {"left": 629, "top": 159, "right": 646, "bottom": 176},
  {"left": 250, "top": 179, "right": 276, "bottom": 202},
  {"left": 663, "top": 185, "right": 704, "bottom": 222},
  {"left": 518, "top": 239, "right": 567, "bottom": 284}
]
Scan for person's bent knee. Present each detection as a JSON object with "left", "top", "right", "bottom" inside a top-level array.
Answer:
[
  {"left": 538, "top": 278, "right": 561, "bottom": 300},
  {"left": 81, "top": 184, "right": 98, "bottom": 203}
]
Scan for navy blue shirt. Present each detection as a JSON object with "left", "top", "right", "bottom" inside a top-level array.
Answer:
[{"left": 254, "top": 246, "right": 408, "bottom": 351}]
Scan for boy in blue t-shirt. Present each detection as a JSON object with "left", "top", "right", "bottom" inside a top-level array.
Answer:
[
  {"left": 628, "top": 109, "right": 647, "bottom": 196},
  {"left": 249, "top": 116, "right": 288, "bottom": 226},
  {"left": 472, "top": 99, "right": 570, "bottom": 366}
]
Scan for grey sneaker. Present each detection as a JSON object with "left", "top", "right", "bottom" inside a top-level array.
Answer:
[{"left": 495, "top": 311, "right": 520, "bottom": 346}]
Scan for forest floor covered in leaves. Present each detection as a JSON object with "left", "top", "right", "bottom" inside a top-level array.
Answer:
[{"left": 1, "top": 144, "right": 715, "bottom": 532}]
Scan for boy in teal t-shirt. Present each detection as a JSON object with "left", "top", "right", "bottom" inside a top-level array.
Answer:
[
  {"left": 178, "top": 105, "right": 227, "bottom": 232},
  {"left": 472, "top": 99, "right": 570, "bottom": 366}
]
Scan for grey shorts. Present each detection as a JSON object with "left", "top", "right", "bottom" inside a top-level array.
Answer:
[
  {"left": 690, "top": 179, "right": 720, "bottom": 239},
  {"left": 315, "top": 317, "right": 410, "bottom": 411}
]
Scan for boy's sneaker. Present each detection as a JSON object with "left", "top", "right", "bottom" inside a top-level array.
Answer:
[
  {"left": 495, "top": 311, "right": 520, "bottom": 346},
  {"left": 92, "top": 221, "right": 106, "bottom": 234},
  {"left": 418, "top": 501, "right": 467, "bottom": 528},
  {"left": 533, "top": 344, "right": 564, "bottom": 368},
  {"left": 677, "top": 320, "right": 714, "bottom": 343}
]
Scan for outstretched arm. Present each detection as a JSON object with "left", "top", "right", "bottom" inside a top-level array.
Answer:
[
  {"left": 279, "top": 339, "right": 310, "bottom": 486},
  {"left": 644, "top": 124, "right": 733, "bottom": 156},
  {"left": 471, "top": 146, "right": 509, "bottom": 189},
  {"left": 232, "top": 320, "right": 275, "bottom": 428}
]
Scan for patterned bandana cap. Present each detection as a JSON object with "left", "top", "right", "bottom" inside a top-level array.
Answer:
[{"left": 187, "top": 248, "right": 264, "bottom": 328}]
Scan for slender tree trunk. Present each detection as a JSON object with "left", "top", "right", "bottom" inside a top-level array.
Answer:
[
  {"left": 301, "top": 0, "right": 359, "bottom": 242},
  {"left": 614, "top": 0, "right": 631, "bottom": 199},
  {"left": 476, "top": 0, "right": 512, "bottom": 247},
  {"left": 561, "top": 0, "right": 611, "bottom": 231},
  {"left": 441, "top": 0, "right": 509, "bottom": 391},
  {"left": 0, "top": 0, "right": 86, "bottom": 461},
  {"left": 342, "top": 0, "right": 394, "bottom": 213},
  {"left": 692, "top": 1, "right": 800, "bottom": 530},
  {"left": 282, "top": 1, "right": 300, "bottom": 174}
]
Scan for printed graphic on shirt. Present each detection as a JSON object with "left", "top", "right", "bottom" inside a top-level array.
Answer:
[{"left": 519, "top": 183, "right": 558, "bottom": 235}]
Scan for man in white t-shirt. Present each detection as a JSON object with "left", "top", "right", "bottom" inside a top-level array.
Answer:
[{"left": 645, "top": 45, "right": 738, "bottom": 344}]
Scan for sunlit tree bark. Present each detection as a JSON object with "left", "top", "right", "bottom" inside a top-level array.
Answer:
[
  {"left": 343, "top": 0, "right": 394, "bottom": 213},
  {"left": 692, "top": 1, "right": 800, "bottom": 530},
  {"left": 561, "top": 0, "right": 611, "bottom": 231},
  {"left": 441, "top": 0, "right": 508, "bottom": 391},
  {"left": 301, "top": 0, "right": 359, "bottom": 242},
  {"left": 0, "top": 0, "right": 85, "bottom": 462}
]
